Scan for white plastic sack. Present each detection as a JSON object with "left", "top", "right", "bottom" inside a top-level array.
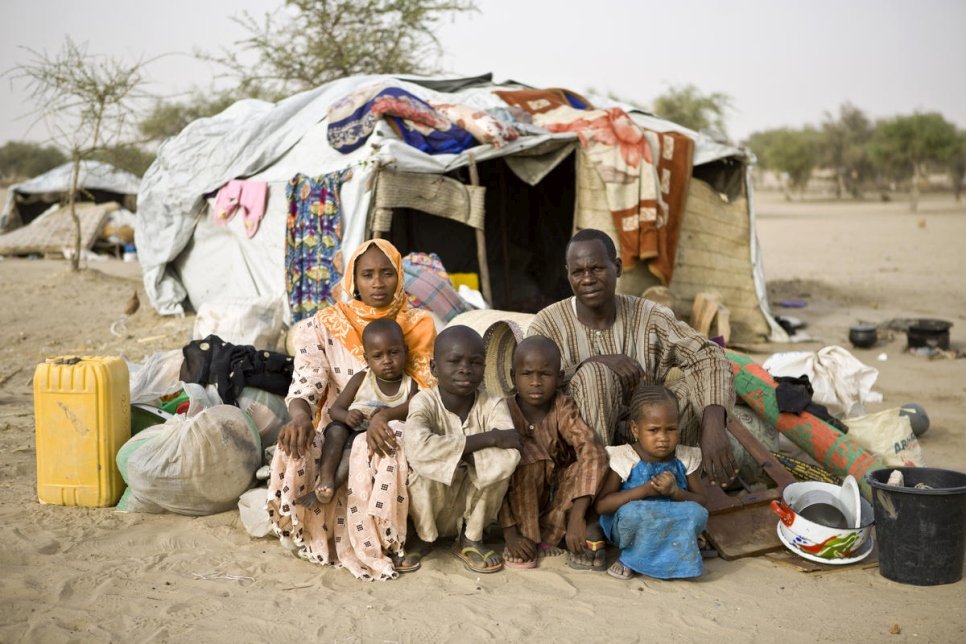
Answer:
[
  {"left": 115, "top": 405, "right": 262, "bottom": 515},
  {"left": 237, "top": 487, "right": 273, "bottom": 538},
  {"left": 846, "top": 408, "right": 925, "bottom": 467},
  {"left": 127, "top": 350, "right": 184, "bottom": 404},
  {"left": 193, "top": 295, "right": 285, "bottom": 350},
  {"left": 763, "top": 346, "right": 883, "bottom": 418},
  {"left": 237, "top": 386, "right": 289, "bottom": 446}
]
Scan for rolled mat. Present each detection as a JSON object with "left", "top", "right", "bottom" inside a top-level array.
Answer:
[{"left": 727, "top": 350, "right": 885, "bottom": 501}]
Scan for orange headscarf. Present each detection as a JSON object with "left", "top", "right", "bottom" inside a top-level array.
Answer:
[{"left": 316, "top": 238, "right": 436, "bottom": 388}]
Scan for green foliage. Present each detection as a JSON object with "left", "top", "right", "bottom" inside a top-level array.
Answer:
[
  {"left": 821, "top": 103, "right": 874, "bottom": 197},
  {"left": 651, "top": 84, "right": 732, "bottom": 139},
  {"left": 0, "top": 141, "right": 67, "bottom": 180},
  {"left": 208, "top": 0, "right": 478, "bottom": 98},
  {"left": 139, "top": 92, "right": 239, "bottom": 142},
  {"left": 746, "top": 127, "right": 821, "bottom": 191},
  {"left": 869, "top": 112, "right": 959, "bottom": 179},
  {"left": 89, "top": 145, "right": 155, "bottom": 177}
]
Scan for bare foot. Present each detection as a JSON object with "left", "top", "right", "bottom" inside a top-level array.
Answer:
[
  {"left": 313, "top": 482, "right": 335, "bottom": 504},
  {"left": 294, "top": 490, "right": 319, "bottom": 510}
]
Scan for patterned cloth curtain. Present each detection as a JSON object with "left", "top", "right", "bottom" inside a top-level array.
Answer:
[{"left": 285, "top": 169, "right": 353, "bottom": 322}]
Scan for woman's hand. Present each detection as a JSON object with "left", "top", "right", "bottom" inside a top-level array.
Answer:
[
  {"left": 366, "top": 410, "right": 398, "bottom": 457},
  {"left": 277, "top": 413, "right": 315, "bottom": 459}
]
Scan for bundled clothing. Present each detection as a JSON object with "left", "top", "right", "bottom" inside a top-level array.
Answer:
[
  {"left": 404, "top": 387, "right": 520, "bottom": 543},
  {"left": 402, "top": 252, "right": 473, "bottom": 323},
  {"left": 498, "top": 393, "right": 607, "bottom": 547},
  {"left": 268, "top": 239, "right": 435, "bottom": 580},
  {"left": 600, "top": 445, "right": 708, "bottom": 579},
  {"left": 180, "top": 334, "right": 293, "bottom": 406},
  {"left": 528, "top": 295, "right": 734, "bottom": 446}
]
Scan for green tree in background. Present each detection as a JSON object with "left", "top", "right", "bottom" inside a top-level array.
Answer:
[
  {"left": 821, "top": 103, "right": 873, "bottom": 198},
  {"left": 207, "top": 0, "right": 477, "bottom": 99},
  {"left": 746, "top": 127, "right": 821, "bottom": 199},
  {"left": 0, "top": 141, "right": 67, "bottom": 180},
  {"left": 13, "top": 38, "right": 147, "bottom": 270},
  {"left": 139, "top": 92, "right": 239, "bottom": 142},
  {"left": 947, "top": 130, "right": 966, "bottom": 202},
  {"left": 870, "top": 112, "right": 958, "bottom": 211},
  {"left": 651, "top": 84, "right": 732, "bottom": 140}
]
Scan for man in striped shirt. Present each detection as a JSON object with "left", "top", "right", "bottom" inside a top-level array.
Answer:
[{"left": 528, "top": 229, "right": 739, "bottom": 487}]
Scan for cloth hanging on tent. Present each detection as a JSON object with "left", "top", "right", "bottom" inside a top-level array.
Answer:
[
  {"left": 285, "top": 169, "right": 352, "bottom": 322},
  {"left": 493, "top": 88, "right": 593, "bottom": 114},
  {"left": 536, "top": 106, "right": 694, "bottom": 280},
  {"left": 431, "top": 103, "right": 520, "bottom": 148},
  {"left": 327, "top": 84, "right": 475, "bottom": 155},
  {"left": 213, "top": 179, "right": 269, "bottom": 238}
]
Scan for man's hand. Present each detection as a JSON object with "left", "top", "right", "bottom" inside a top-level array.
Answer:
[
  {"left": 277, "top": 414, "right": 315, "bottom": 459},
  {"left": 365, "top": 410, "right": 398, "bottom": 457},
  {"left": 699, "top": 405, "right": 738, "bottom": 487},
  {"left": 565, "top": 512, "right": 588, "bottom": 555},
  {"left": 489, "top": 428, "right": 523, "bottom": 451},
  {"left": 589, "top": 354, "right": 644, "bottom": 391}
]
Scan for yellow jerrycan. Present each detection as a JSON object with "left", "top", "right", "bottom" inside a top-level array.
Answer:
[{"left": 33, "top": 356, "right": 131, "bottom": 507}]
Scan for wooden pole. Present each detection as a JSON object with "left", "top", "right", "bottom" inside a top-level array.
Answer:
[{"left": 467, "top": 154, "right": 492, "bottom": 306}]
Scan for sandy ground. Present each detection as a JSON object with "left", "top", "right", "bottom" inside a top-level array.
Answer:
[{"left": 1, "top": 193, "right": 964, "bottom": 643}]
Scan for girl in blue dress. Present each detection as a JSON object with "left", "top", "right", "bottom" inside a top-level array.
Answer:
[{"left": 595, "top": 385, "right": 709, "bottom": 580}]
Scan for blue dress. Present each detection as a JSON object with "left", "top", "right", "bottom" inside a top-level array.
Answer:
[{"left": 599, "top": 457, "right": 709, "bottom": 579}]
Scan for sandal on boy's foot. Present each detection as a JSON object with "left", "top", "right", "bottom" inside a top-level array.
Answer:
[
  {"left": 503, "top": 548, "right": 538, "bottom": 570},
  {"left": 453, "top": 545, "right": 503, "bottom": 574},
  {"left": 607, "top": 561, "right": 635, "bottom": 580},
  {"left": 567, "top": 540, "right": 607, "bottom": 571}
]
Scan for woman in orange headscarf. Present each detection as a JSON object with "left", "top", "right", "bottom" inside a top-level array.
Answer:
[{"left": 268, "top": 239, "right": 436, "bottom": 580}]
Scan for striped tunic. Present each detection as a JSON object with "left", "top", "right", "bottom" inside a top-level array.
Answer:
[{"left": 528, "top": 295, "right": 734, "bottom": 444}]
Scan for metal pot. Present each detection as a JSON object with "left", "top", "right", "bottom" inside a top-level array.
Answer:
[
  {"left": 770, "top": 480, "right": 874, "bottom": 562},
  {"left": 907, "top": 319, "right": 952, "bottom": 350},
  {"left": 848, "top": 324, "right": 878, "bottom": 348}
]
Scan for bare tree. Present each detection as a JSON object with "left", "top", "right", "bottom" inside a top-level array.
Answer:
[{"left": 12, "top": 38, "right": 148, "bottom": 270}]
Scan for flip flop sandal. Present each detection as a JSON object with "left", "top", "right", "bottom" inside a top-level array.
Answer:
[
  {"left": 567, "top": 540, "right": 607, "bottom": 571},
  {"left": 393, "top": 551, "right": 423, "bottom": 574},
  {"left": 503, "top": 548, "right": 538, "bottom": 570},
  {"left": 607, "top": 561, "right": 634, "bottom": 580},
  {"left": 454, "top": 545, "right": 503, "bottom": 574}
]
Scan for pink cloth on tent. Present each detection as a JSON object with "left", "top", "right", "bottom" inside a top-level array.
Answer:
[{"left": 213, "top": 179, "right": 269, "bottom": 238}]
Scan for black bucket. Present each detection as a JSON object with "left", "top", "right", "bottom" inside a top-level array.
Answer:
[{"left": 867, "top": 467, "right": 966, "bottom": 585}]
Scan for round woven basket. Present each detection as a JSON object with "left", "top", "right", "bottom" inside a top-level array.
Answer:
[{"left": 446, "top": 310, "right": 534, "bottom": 396}]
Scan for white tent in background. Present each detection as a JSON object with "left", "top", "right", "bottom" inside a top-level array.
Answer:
[
  {"left": 0, "top": 160, "right": 140, "bottom": 233},
  {"left": 136, "top": 74, "right": 785, "bottom": 343}
]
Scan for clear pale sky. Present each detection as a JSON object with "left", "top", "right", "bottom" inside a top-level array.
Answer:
[{"left": 2, "top": 0, "right": 964, "bottom": 146}]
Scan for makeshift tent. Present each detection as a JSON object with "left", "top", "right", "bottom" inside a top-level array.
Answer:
[
  {"left": 1, "top": 160, "right": 140, "bottom": 233},
  {"left": 137, "top": 74, "right": 785, "bottom": 343}
]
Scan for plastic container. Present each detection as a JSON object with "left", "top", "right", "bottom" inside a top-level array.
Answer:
[
  {"left": 867, "top": 467, "right": 966, "bottom": 585},
  {"left": 33, "top": 356, "right": 131, "bottom": 507}
]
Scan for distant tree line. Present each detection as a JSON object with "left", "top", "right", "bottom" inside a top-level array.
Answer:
[{"left": 745, "top": 104, "right": 966, "bottom": 209}]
